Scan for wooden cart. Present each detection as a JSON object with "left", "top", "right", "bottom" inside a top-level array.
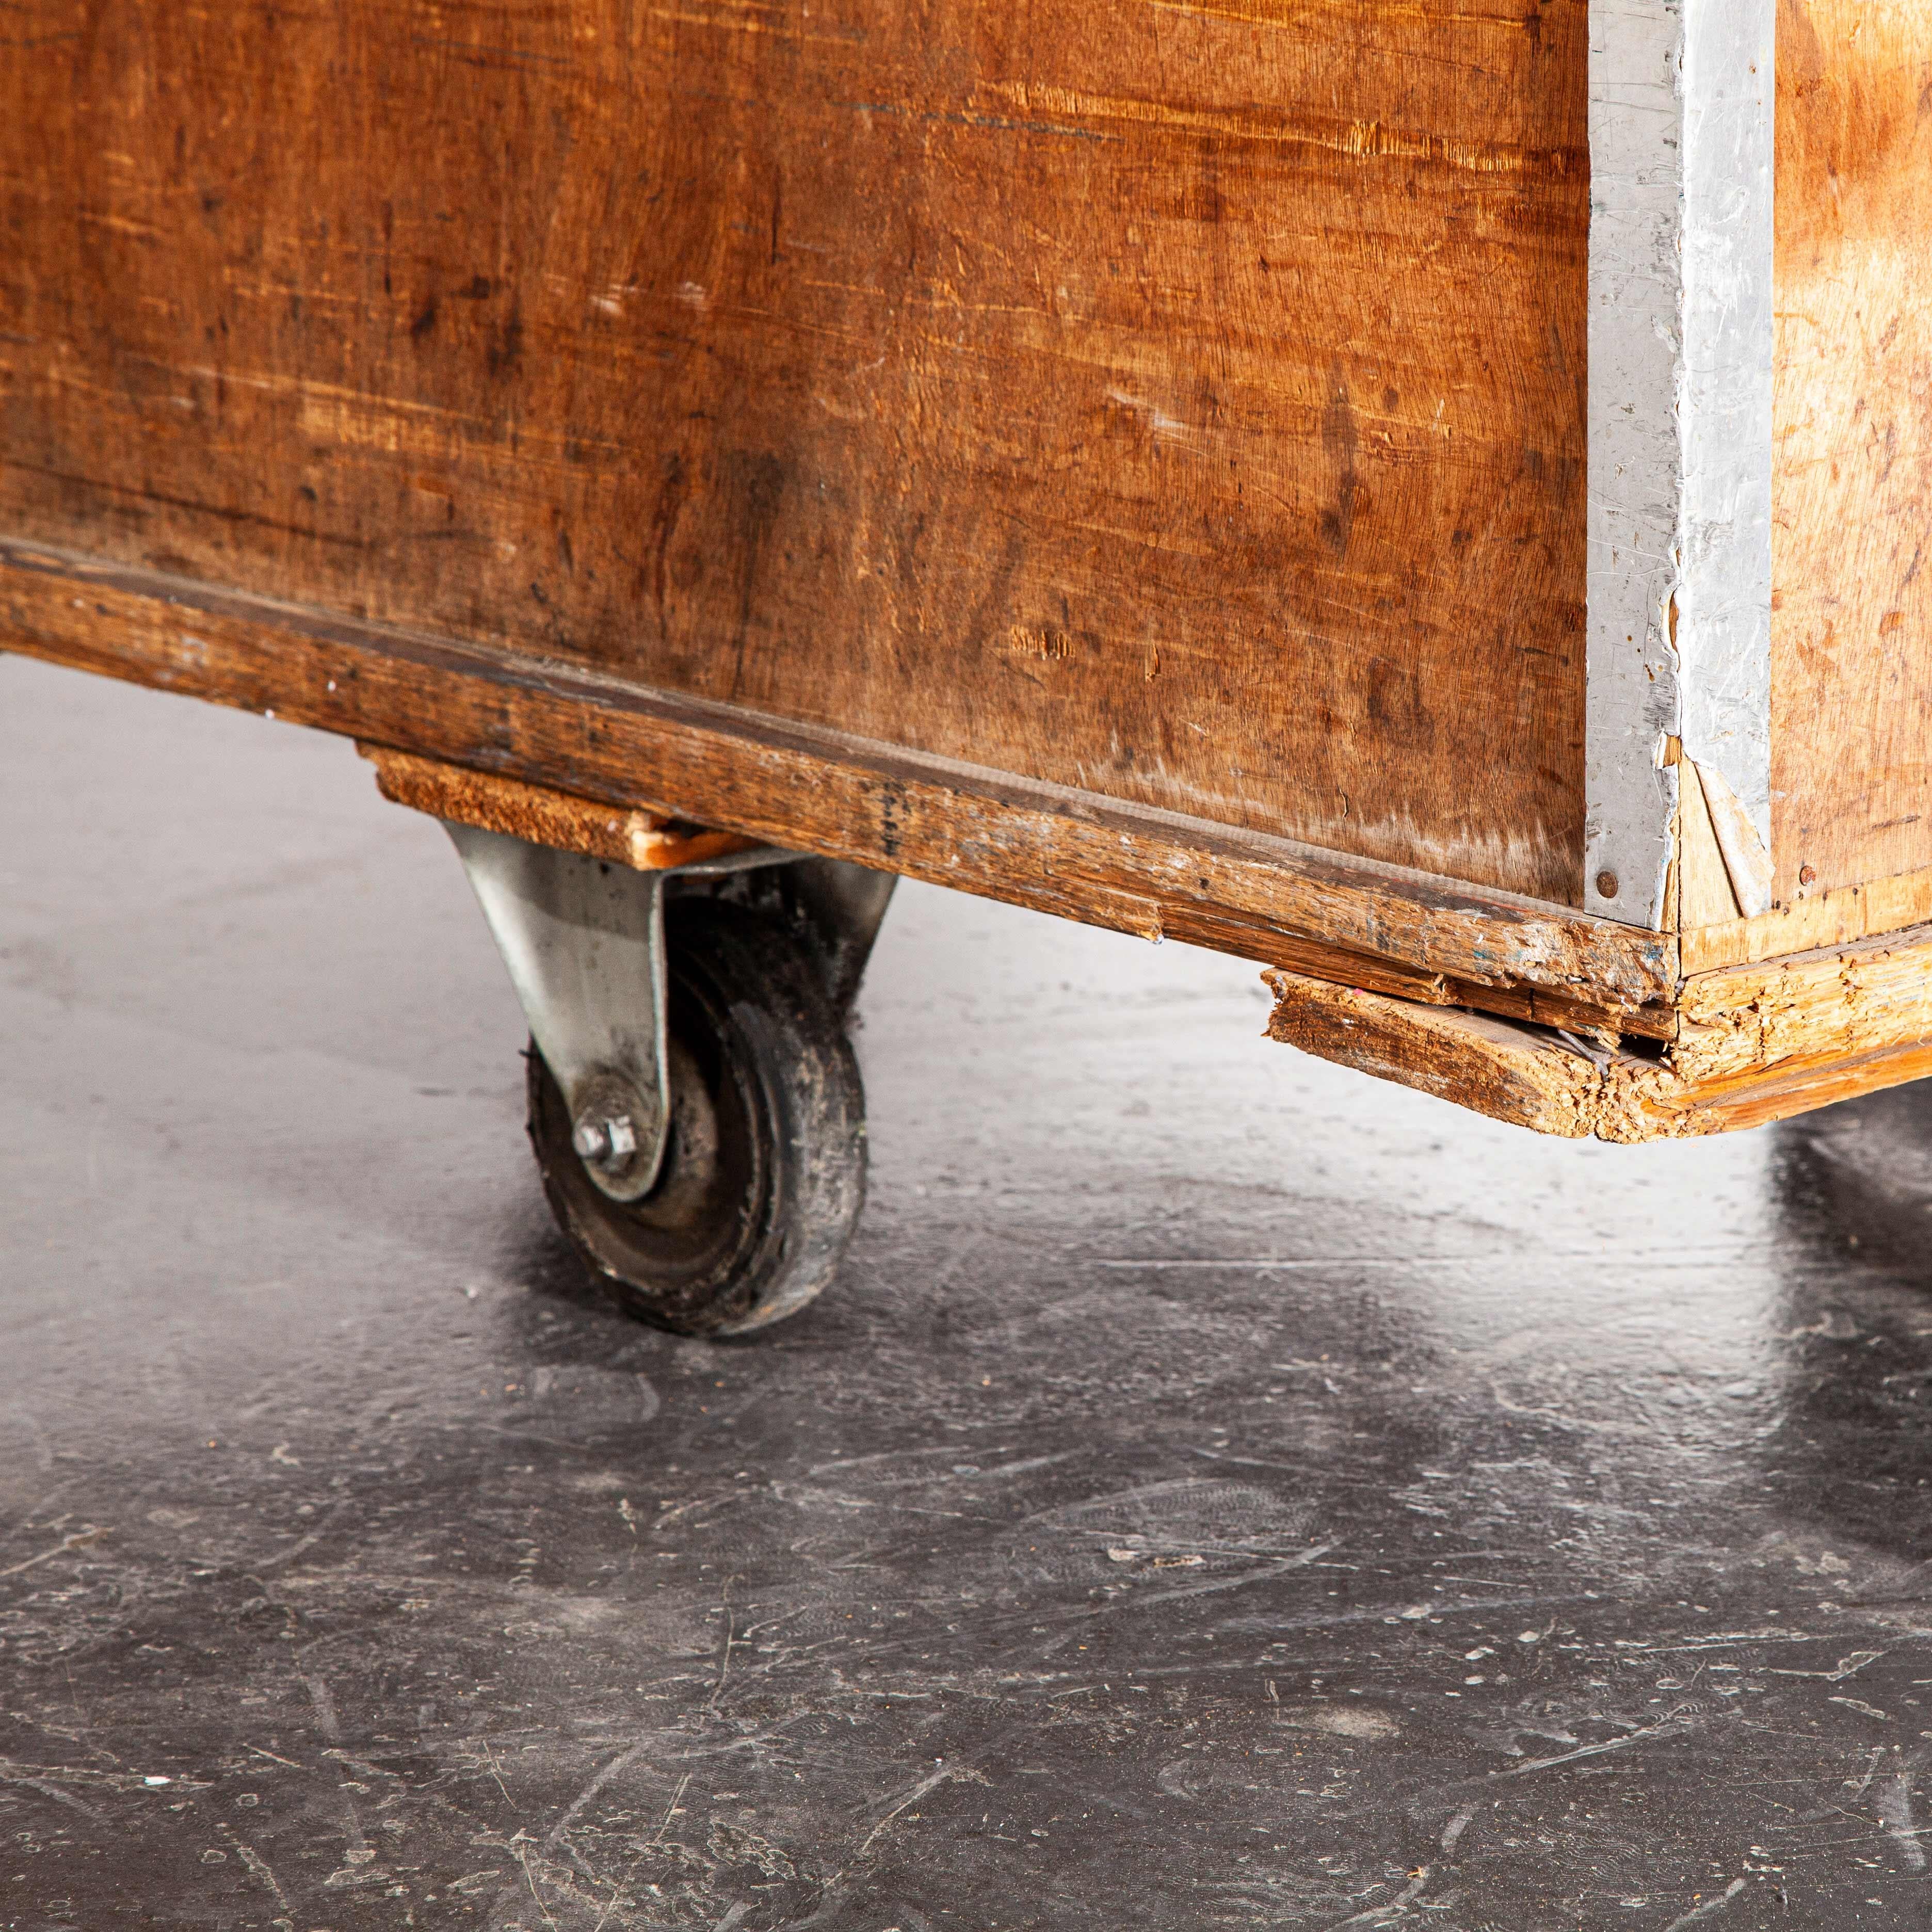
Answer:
[{"left": 5, "top": 0, "right": 1928, "bottom": 1328}]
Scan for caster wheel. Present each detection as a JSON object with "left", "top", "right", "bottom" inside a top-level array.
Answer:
[{"left": 526, "top": 897, "right": 866, "bottom": 1335}]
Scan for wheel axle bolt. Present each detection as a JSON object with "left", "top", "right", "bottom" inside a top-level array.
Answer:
[{"left": 572, "top": 1115, "right": 638, "bottom": 1165}]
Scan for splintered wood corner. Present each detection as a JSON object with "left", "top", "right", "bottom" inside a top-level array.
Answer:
[
  {"left": 360, "top": 746, "right": 758, "bottom": 872},
  {"left": 1265, "top": 922, "right": 1932, "bottom": 1142}
]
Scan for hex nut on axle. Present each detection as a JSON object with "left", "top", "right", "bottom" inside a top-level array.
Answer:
[{"left": 572, "top": 1115, "right": 639, "bottom": 1166}]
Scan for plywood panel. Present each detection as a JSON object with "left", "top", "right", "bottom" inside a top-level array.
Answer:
[
  {"left": 0, "top": 0, "right": 1589, "bottom": 903},
  {"left": 1773, "top": 0, "right": 1932, "bottom": 900}
]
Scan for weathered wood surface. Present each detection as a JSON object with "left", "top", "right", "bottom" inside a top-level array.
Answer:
[
  {"left": 1252, "top": 926, "right": 1673, "bottom": 1044},
  {"left": 361, "top": 746, "right": 756, "bottom": 872},
  {"left": 1772, "top": 0, "right": 1932, "bottom": 904},
  {"left": 1268, "top": 917, "right": 1932, "bottom": 1143},
  {"left": 367, "top": 741, "right": 1685, "bottom": 1041},
  {"left": 1678, "top": 920, "right": 1932, "bottom": 1084},
  {"left": 0, "top": 538, "right": 1673, "bottom": 1021},
  {"left": 370, "top": 743, "right": 1676, "bottom": 1036},
  {"left": 1681, "top": 860, "right": 1932, "bottom": 974},
  {"left": 1264, "top": 973, "right": 1604, "bottom": 1139},
  {"left": 0, "top": 0, "right": 1590, "bottom": 903}
]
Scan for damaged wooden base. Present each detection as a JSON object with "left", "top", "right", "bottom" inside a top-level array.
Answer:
[
  {"left": 1266, "top": 922, "right": 1932, "bottom": 1140},
  {"left": 366, "top": 740, "right": 1932, "bottom": 1146}
]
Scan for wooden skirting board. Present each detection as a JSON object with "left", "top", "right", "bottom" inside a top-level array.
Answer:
[
  {"left": 1680, "top": 864, "right": 1932, "bottom": 976},
  {"left": 1267, "top": 918, "right": 1932, "bottom": 1142}
]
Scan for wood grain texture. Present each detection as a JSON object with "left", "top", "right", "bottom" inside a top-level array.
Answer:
[
  {"left": 1773, "top": 0, "right": 1932, "bottom": 901},
  {"left": 361, "top": 746, "right": 758, "bottom": 871},
  {"left": 1253, "top": 927, "right": 1672, "bottom": 1043},
  {"left": 1681, "top": 860, "right": 1932, "bottom": 974},
  {"left": 0, "top": 538, "right": 1673, "bottom": 1018},
  {"left": 365, "top": 740, "right": 1678, "bottom": 1038},
  {"left": 1269, "top": 916, "right": 1932, "bottom": 1142},
  {"left": 1263, "top": 973, "right": 1601, "bottom": 1138},
  {"left": 0, "top": 0, "right": 1590, "bottom": 902}
]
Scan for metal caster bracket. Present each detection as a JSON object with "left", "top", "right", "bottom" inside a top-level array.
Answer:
[{"left": 447, "top": 824, "right": 893, "bottom": 1201}]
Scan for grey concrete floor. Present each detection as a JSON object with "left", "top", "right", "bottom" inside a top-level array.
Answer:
[{"left": 4, "top": 655, "right": 1932, "bottom": 1931}]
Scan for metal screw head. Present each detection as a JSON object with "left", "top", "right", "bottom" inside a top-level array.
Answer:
[
  {"left": 1595, "top": 870, "right": 1620, "bottom": 901},
  {"left": 572, "top": 1115, "right": 638, "bottom": 1166}
]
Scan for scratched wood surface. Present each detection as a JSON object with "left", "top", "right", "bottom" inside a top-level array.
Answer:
[
  {"left": 0, "top": 540, "right": 1677, "bottom": 1024},
  {"left": 1772, "top": 0, "right": 1932, "bottom": 905},
  {"left": 0, "top": 0, "right": 1590, "bottom": 905}
]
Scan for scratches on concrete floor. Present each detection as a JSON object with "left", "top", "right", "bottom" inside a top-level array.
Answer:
[{"left": 7, "top": 655, "right": 1932, "bottom": 1924}]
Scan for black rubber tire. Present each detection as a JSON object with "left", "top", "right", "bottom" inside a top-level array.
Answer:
[{"left": 526, "top": 897, "right": 866, "bottom": 1335}]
